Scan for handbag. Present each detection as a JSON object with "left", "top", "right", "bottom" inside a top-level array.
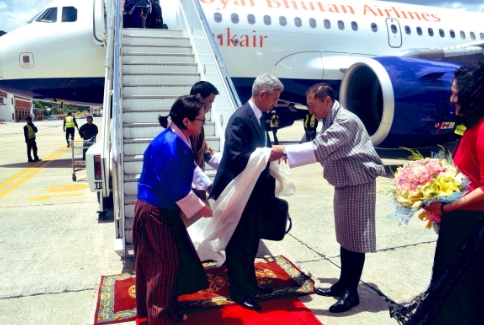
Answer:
[{"left": 260, "top": 197, "right": 292, "bottom": 241}]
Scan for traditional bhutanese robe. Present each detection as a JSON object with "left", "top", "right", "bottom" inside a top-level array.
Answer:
[
  {"left": 134, "top": 124, "right": 208, "bottom": 324},
  {"left": 285, "top": 100, "right": 385, "bottom": 253}
]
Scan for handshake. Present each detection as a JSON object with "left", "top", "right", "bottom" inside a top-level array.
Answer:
[{"left": 269, "top": 145, "right": 287, "bottom": 163}]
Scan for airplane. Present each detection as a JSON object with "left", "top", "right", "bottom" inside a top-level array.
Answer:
[{"left": 1, "top": 0, "right": 483, "bottom": 147}]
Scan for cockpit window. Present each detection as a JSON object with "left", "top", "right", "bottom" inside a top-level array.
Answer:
[
  {"left": 36, "top": 7, "right": 58, "bottom": 23},
  {"left": 62, "top": 7, "right": 77, "bottom": 22},
  {"left": 28, "top": 12, "right": 42, "bottom": 24}
]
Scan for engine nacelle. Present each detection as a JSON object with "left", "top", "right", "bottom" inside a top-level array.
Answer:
[{"left": 340, "top": 56, "right": 461, "bottom": 148}]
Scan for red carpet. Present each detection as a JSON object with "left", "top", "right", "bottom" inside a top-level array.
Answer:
[
  {"left": 183, "top": 296, "right": 323, "bottom": 325},
  {"left": 92, "top": 255, "right": 315, "bottom": 324}
]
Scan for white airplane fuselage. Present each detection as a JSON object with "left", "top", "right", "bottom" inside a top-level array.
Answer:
[{"left": 0, "top": 0, "right": 483, "bottom": 146}]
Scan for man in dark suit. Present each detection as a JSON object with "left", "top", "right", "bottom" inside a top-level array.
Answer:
[{"left": 210, "top": 74, "right": 286, "bottom": 311}]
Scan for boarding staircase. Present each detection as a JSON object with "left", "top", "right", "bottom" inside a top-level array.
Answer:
[{"left": 103, "top": 0, "right": 241, "bottom": 257}]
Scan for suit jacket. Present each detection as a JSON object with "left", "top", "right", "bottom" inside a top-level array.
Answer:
[{"left": 210, "top": 102, "right": 273, "bottom": 209}]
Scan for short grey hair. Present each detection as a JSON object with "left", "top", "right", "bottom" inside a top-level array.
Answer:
[{"left": 251, "top": 74, "right": 284, "bottom": 98}]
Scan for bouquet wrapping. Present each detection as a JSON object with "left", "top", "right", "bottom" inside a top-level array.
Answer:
[{"left": 388, "top": 148, "right": 469, "bottom": 228}]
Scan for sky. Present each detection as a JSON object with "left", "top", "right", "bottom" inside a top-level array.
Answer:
[{"left": 0, "top": 0, "right": 483, "bottom": 32}]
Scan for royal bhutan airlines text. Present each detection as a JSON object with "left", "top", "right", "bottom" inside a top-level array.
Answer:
[{"left": 201, "top": 0, "right": 441, "bottom": 22}]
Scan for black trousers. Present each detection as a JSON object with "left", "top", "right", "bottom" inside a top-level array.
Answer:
[
  {"left": 334, "top": 246, "right": 365, "bottom": 293},
  {"left": 225, "top": 207, "right": 262, "bottom": 302},
  {"left": 26, "top": 139, "right": 38, "bottom": 161},
  {"left": 66, "top": 128, "right": 75, "bottom": 144}
]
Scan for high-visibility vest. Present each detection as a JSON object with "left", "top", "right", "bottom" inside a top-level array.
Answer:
[
  {"left": 270, "top": 115, "right": 279, "bottom": 128},
  {"left": 25, "top": 124, "right": 35, "bottom": 139},
  {"left": 304, "top": 114, "right": 316, "bottom": 128},
  {"left": 65, "top": 116, "right": 75, "bottom": 128}
]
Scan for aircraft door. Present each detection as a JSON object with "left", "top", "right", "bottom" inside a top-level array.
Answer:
[
  {"left": 274, "top": 52, "right": 323, "bottom": 80},
  {"left": 386, "top": 18, "right": 402, "bottom": 48},
  {"left": 93, "top": 0, "right": 105, "bottom": 45}
]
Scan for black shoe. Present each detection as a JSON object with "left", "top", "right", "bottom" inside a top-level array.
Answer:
[
  {"left": 329, "top": 290, "right": 359, "bottom": 313},
  {"left": 28, "top": 159, "right": 34, "bottom": 163},
  {"left": 254, "top": 285, "right": 273, "bottom": 295},
  {"left": 315, "top": 287, "right": 343, "bottom": 297},
  {"left": 235, "top": 296, "right": 261, "bottom": 311},
  {"left": 33, "top": 158, "right": 41, "bottom": 162}
]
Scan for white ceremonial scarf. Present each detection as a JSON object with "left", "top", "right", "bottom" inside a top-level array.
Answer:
[{"left": 188, "top": 147, "right": 295, "bottom": 265}]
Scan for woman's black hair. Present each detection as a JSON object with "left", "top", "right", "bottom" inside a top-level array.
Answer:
[
  {"left": 158, "top": 95, "right": 205, "bottom": 129},
  {"left": 454, "top": 62, "right": 484, "bottom": 128}
]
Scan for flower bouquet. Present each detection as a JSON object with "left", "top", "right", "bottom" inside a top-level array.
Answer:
[{"left": 388, "top": 147, "right": 469, "bottom": 229}]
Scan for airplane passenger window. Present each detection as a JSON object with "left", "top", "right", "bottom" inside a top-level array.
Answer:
[
  {"left": 309, "top": 18, "right": 316, "bottom": 28},
  {"left": 324, "top": 19, "right": 331, "bottom": 29},
  {"left": 439, "top": 29, "right": 445, "bottom": 37},
  {"left": 279, "top": 16, "right": 287, "bottom": 26},
  {"left": 264, "top": 15, "right": 271, "bottom": 25},
  {"left": 371, "top": 23, "right": 378, "bottom": 32},
  {"left": 214, "top": 12, "right": 222, "bottom": 23},
  {"left": 295, "top": 17, "right": 302, "bottom": 27},
  {"left": 391, "top": 24, "right": 397, "bottom": 34},
  {"left": 36, "top": 8, "right": 57, "bottom": 23},
  {"left": 338, "top": 20, "right": 344, "bottom": 30},
  {"left": 351, "top": 21, "right": 358, "bottom": 31},
  {"left": 480, "top": 33, "right": 484, "bottom": 40},
  {"left": 404, "top": 26, "right": 411, "bottom": 35},
  {"left": 62, "top": 7, "right": 77, "bottom": 22},
  {"left": 231, "top": 13, "right": 239, "bottom": 24},
  {"left": 428, "top": 28, "right": 434, "bottom": 37},
  {"left": 450, "top": 30, "right": 455, "bottom": 38},
  {"left": 417, "top": 27, "right": 422, "bottom": 36},
  {"left": 460, "top": 31, "right": 466, "bottom": 39},
  {"left": 470, "top": 32, "right": 476, "bottom": 40},
  {"left": 248, "top": 14, "right": 255, "bottom": 25}
]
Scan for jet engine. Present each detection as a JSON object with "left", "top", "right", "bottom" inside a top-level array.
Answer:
[{"left": 340, "top": 56, "right": 461, "bottom": 148}]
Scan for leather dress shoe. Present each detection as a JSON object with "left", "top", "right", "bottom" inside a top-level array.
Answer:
[
  {"left": 314, "top": 287, "right": 343, "bottom": 297},
  {"left": 236, "top": 296, "right": 261, "bottom": 311},
  {"left": 329, "top": 290, "right": 359, "bottom": 313},
  {"left": 254, "top": 285, "right": 273, "bottom": 295}
]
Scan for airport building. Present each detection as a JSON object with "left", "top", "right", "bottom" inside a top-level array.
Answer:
[{"left": 0, "top": 91, "right": 34, "bottom": 122}]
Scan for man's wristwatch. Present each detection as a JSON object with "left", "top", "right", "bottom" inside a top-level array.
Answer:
[{"left": 282, "top": 147, "right": 287, "bottom": 157}]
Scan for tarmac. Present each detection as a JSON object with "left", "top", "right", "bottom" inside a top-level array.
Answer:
[{"left": 0, "top": 117, "right": 449, "bottom": 325}]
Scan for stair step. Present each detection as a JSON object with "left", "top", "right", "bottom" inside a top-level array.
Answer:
[
  {"left": 123, "top": 120, "right": 215, "bottom": 136},
  {"left": 123, "top": 96, "right": 179, "bottom": 110},
  {"left": 122, "top": 28, "right": 183, "bottom": 38},
  {"left": 123, "top": 36, "right": 191, "bottom": 47},
  {"left": 123, "top": 53, "right": 195, "bottom": 64},
  {"left": 124, "top": 137, "right": 221, "bottom": 155},
  {"left": 123, "top": 84, "right": 193, "bottom": 96},
  {"left": 123, "top": 73, "right": 199, "bottom": 84},
  {"left": 122, "top": 45, "right": 193, "bottom": 55},
  {"left": 123, "top": 63, "right": 198, "bottom": 74}
]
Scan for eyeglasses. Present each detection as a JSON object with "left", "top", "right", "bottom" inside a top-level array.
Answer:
[{"left": 194, "top": 118, "right": 206, "bottom": 125}]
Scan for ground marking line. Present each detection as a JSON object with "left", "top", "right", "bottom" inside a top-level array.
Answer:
[{"left": 0, "top": 147, "right": 69, "bottom": 199}]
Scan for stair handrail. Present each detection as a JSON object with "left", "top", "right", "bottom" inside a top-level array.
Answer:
[
  {"left": 178, "top": 0, "right": 242, "bottom": 150},
  {"left": 104, "top": 0, "right": 126, "bottom": 255},
  {"left": 187, "top": 0, "right": 241, "bottom": 109}
]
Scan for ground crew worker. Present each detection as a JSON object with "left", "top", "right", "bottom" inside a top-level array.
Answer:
[
  {"left": 63, "top": 112, "right": 79, "bottom": 147},
  {"left": 304, "top": 112, "right": 319, "bottom": 142},
  {"left": 24, "top": 116, "right": 41, "bottom": 163},
  {"left": 270, "top": 109, "right": 280, "bottom": 144},
  {"left": 79, "top": 116, "right": 98, "bottom": 160}
]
